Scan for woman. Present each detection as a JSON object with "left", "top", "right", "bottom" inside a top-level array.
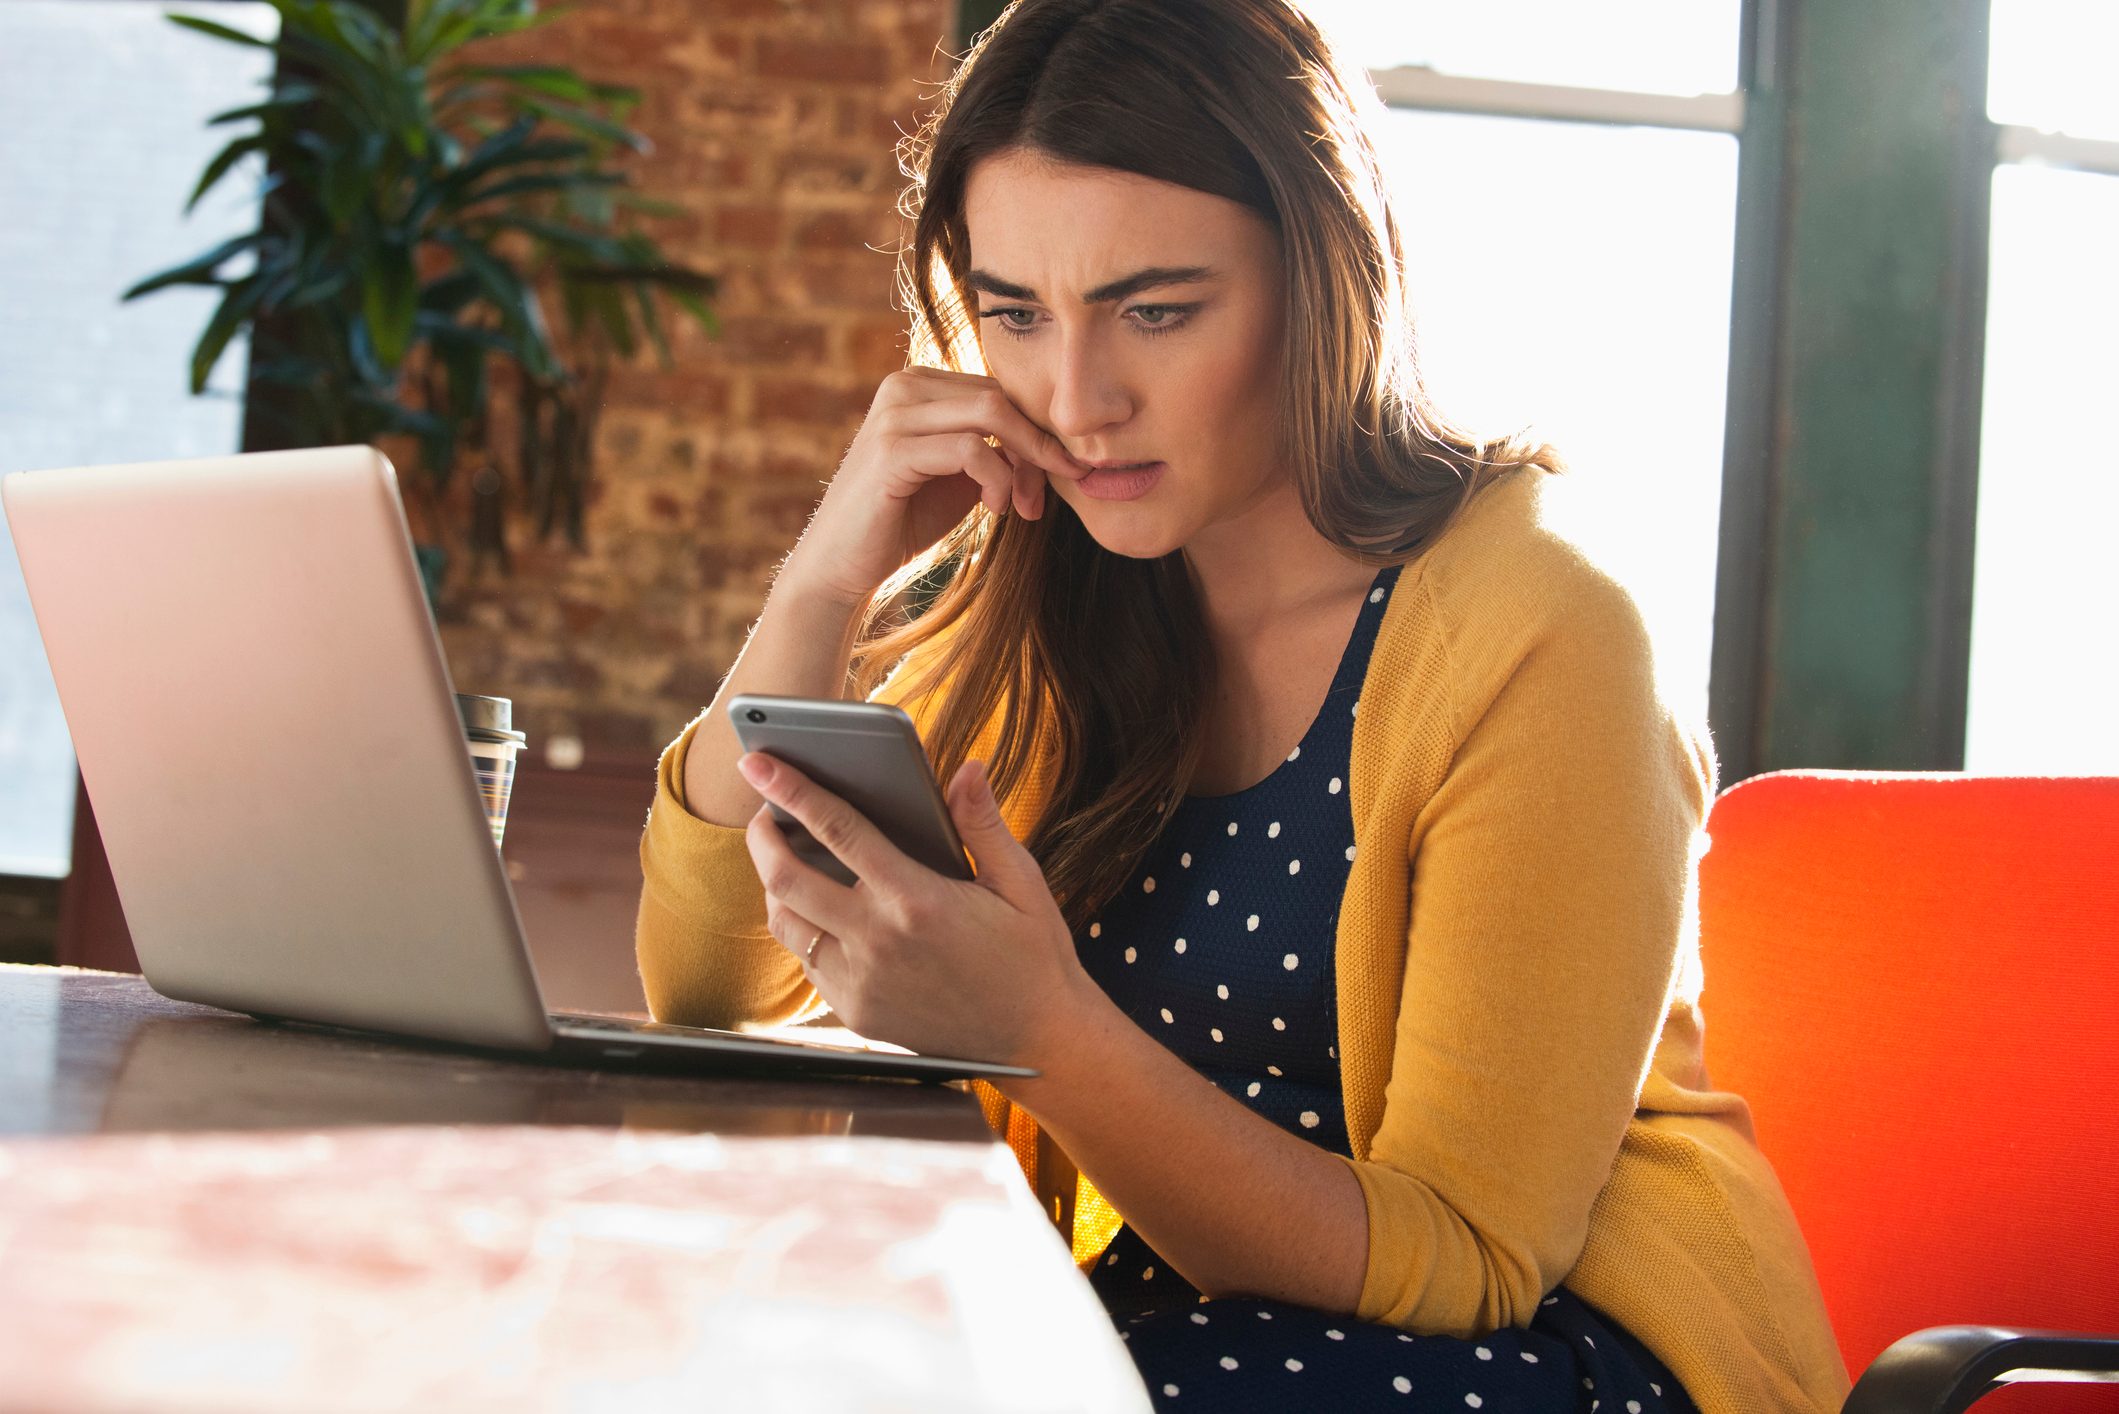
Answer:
[{"left": 636, "top": 1, "right": 1850, "bottom": 1410}]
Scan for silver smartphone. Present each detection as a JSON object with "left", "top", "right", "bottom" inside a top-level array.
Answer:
[{"left": 727, "top": 694, "right": 974, "bottom": 886}]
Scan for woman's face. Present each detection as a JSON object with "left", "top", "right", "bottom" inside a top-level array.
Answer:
[{"left": 962, "top": 147, "right": 1289, "bottom": 560}]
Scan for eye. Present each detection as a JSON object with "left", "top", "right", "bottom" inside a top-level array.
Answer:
[
  {"left": 976, "top": 304, "right": 1198, "bottom": 340},
  {"left": 983, "top": 308, "right": 1039, "bottom": 337},
  {"left": 1130, "top": 305, "right": 1188, "bottom": 335}
]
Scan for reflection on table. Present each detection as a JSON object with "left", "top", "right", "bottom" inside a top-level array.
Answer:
[{"left": 0, "top": 964, "right": 1149, "bottom": 1413}]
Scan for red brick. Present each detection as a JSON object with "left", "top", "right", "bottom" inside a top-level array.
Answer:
[
  {"left": 707, "top": 315, "right": 830, "bottom": 366},
  {"left": 756, "top": 37, "right": 892, "bottom": 85},
  {"left": 848, "top": 317, "right": 909, "bottom": 371},
  {"left": 793, "top": 208, "right": 882, "bottom": 252},
  {"left": 754, "top": 378, "right": 872, "bottom": 426},
  {"left": 713, "top": 204, "right": 782, "bottom": 249},
  {"left": 412, "top": 0, "right": 957, "bottom": 753}
]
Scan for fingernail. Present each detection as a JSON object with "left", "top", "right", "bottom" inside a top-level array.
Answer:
[{"left": 737, "top": 753, "right": 773, "bottom": 788}]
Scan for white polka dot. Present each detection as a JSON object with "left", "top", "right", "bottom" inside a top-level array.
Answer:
[
  {"left": 1216, "top": 984, "right": 1229, "bottom": 999},
  {"left": 1164, "top": 1385, "right": 1179, "bottom": 1398},
  {"left": 1174, "top": 937, "right": 1187, "bottom": 954},
  {"left": 1160, "top": 1008, "right": 1174, "bottom": 1024},
  {"left": 1352, "top": 699, "right": 1360, "bottom": 717},
  {"left": 1286, "top": 1359, "right": 1304, "bottom": 1372},
  {"left": 1143, "top": 1266, "right": 1155, "bottom": 1280},
  {"left": 1267, "top": 1065, "right": 1282, "bottom": 1076},
  {"left": 1267, "top": 821, "right": 1281, "bottom": 838},
  {"left": 1272, "top": 1017, "right": 1286, "bottom": 1030},
  {"left": 1585, "top": 1336, "right": 1596, "bottom": 1349},
  {"left": 1651, "top": 1385, "right": 1663, "bottom": 1397},
  {"left": 1257, "top": 1311, "right": 1273, "bottom": 1320},
  {"left": 1475, "top": 1347, "right": 1491, "bottom": 1361},
  {"left": 1326, "top": 1329, "right": 1345, "bottom": 1340},
  {"left": 1190, "top": 1312, "right": 1208, "bottom": 1325},
  {"left": 1220, "top": 1357, "right": 1239, "bottom": 1371},
  {"left": 1328, "top": 776, "right": 1342, "bottom": 794},
  {"left": 1107, "top": 1252, "right": 1118, "bottom": 1265},
  {"left": 1521, "top": 1352, "right": 1540, "bottom": 1363},
  {"left": 1299, "top": 1110, "right": 1320, "bottom": 1128},
  {"left": 1207, "top": 889, "right": 1220, "bottom": 905},
  {"left": 1282, "top": 952, "right": 1298, "bottom": 969},
  {"left": 1246, "top": 1081, "right": 1261, "bottom": 1097},
  {"left": 1545, "top": 1297, "right": 1560, "bottom": 1306},
  {"left": 1592, "top": 1403, "right": 1600, "bottom": 1412},
  {"left": 1465, "top": 1396, "right": 1483, "bottom": 1409},
  {"left": 1583, "top": 1378, "right": 1595, "bottom": 1389},
  {"left": 1248, "top": 915, "right": 1261, "bottom": 932},
  {"left": 1143, "top": 876, "right": 1156, "bottom": 893},
  {"left": 1398, "top": 1334, "right": 1414, "bottom": 1342},
  {"left": 1394, "top": 1376, "right": 1412, "bottom": 1393},
  {"left": 1210, "top": 1028, "right": 1224, "bottom": 1042},
  {"left": 1345, "top": 844, "right": 1357, "bottom": 861},
  {"left": 1328, "top": 1045, "right": 1337, "bottom": 1058},
  {"left": 1124, "top": 947, "right": 1137, "bottom": 963},
  {"left": 1181, "top": 852, "right": 1192, "bottom": 867},
  {"left": 1089, "top": 922, "right": 1100, "bottom": 938},
  {"left": 1627, "top": 1403, "right": 1641, "bottom": 1413},
  {"left": 1120, "top": 1331, "right": 1129, "bottom": 1341},
  {"left": 1289, "top": 859, "right": 1301, "bottom": 874},
  {"left": 1287, "top": 745, "right": 1301, "bottom": 761},
  {"left": 1226, "top": 821, "right": 1238, "bottom": 836},
  {"left": 1370, "top": 586, "right": 1384, "bottom": 603}
]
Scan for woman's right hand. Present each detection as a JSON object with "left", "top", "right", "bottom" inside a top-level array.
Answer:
[{"left": 777, "top": 367, "right": 1087, "bottom": 611}]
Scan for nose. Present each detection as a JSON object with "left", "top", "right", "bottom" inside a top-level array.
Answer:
[{"left": 1043, "top": 328, "right": 1133, "bottom": 444}]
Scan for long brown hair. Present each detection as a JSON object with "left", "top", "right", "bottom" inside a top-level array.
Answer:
[{"left": 849, "top": 0, "right": 1562, "bottom": 930}]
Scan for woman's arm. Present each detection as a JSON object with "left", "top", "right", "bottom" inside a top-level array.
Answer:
[
  {"left": 998, "top": 981, "right": 1371, "bottom": 1311},
  {"left": 636, "top": 561, "right": 891, "bottom": 1028}
]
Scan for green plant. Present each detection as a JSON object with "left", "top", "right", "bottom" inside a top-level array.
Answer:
[{"left": 126, "top": 0, "right": 718, "bottom": 602}]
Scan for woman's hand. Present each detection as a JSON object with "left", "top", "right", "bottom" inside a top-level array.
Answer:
[
  {"left": 735, "top": 748, "right": 1093, "bottom": 1066},
  {"left": 776, "top": 367, "right": 1088, "bottom": 613}
]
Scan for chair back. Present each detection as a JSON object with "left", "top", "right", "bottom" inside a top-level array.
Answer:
[{"left": 1698, "top": 772, "right": 2119, "bottom": 1410}]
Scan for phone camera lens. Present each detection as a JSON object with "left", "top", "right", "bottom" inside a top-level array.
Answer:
[{"left": 745, "top": 708, "right": 766, "bottom": 724}]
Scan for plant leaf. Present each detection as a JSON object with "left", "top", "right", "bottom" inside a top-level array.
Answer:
[
  {"left": 361, "top": 242, "right": 419, "bottom": 371},
  {"left": 189, "top": 277, "right": 266, "bottom": 393},
  {"left": 207, "top": 83, "right": 323, "bottom": 126},
  {"left": 186, "top": 134, "right": 266, "bottom": 213},
  {"left": 166, "top": 13, "right": 273, "bottom": 47},
  {"left": 122, "top": 232, "right": 263, "bottom": 300}
]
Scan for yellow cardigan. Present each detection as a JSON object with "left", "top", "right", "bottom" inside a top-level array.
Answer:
[{"left": 635, "top": 467, "right": 1852, "bottom": 1414}]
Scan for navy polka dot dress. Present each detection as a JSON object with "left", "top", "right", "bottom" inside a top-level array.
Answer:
[{"left": 1073, "top": 562, "right": 1699, "bottom": 1413}]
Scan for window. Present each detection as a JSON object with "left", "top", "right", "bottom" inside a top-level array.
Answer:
[
  {"left": 1302, "top": 2, "right": 1746, "bottom": 724},
  {"left": 1960, "top": 0, "right": 2119, "bottom": 773},
  {"left": 0, "top": 0, "right": 277, "bottom": 875}
]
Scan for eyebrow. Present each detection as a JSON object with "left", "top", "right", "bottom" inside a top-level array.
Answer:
[{"left": 965, "top": 265, "right": 1223, "bottom": 304}]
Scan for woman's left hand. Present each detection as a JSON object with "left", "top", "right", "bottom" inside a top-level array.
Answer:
[{"left": 736, "top": 749, "right": 1092, "bottom": 1066}]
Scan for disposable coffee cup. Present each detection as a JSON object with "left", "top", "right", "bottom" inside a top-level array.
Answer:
[{"left": 456, "top": 693, "right": 528, "bottom": 847}]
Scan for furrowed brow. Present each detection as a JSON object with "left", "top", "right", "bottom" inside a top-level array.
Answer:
[{"left": 966, "top": 265, "right": 1222, "bottom": 304}]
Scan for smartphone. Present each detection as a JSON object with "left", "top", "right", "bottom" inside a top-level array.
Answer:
[{"left": 727, "top": 693, "right": 974, "bottom": 886}]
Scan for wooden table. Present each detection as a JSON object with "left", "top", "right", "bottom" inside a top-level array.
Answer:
[{"left": 0, "top": 965, "right": 1150, "bottom": 1413}]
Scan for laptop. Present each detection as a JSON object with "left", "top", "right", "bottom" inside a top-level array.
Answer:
[{"left": 1, "top": 445, "right": 1034, "bottom": 1083}]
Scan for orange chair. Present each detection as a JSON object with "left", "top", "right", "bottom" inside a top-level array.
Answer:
[{"left": 1698, "top": 771, "right": 2119, "bottom": 1413}]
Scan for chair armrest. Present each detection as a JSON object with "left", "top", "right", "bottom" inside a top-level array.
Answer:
[{"left": 1843, "top": 1325, "right": 2119, "bottom": 1414}]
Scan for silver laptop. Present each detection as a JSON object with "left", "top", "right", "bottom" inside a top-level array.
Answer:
[{"left": 1, "top": 445, "right": 1033, "bottom": 1083}]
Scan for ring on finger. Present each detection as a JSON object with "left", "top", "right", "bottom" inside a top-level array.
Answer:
[{"left": 805, "top": 929, "right": 827, "bottom": 962}]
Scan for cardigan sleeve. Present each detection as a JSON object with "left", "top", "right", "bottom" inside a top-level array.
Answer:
[
  {"left": 633, "top": 623, "right": 955, "bottom": 1030},
  {"left": 1338, "top": 563, "right": 1717, "bottom": 1335}
]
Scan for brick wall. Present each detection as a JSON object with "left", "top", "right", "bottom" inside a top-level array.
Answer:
[{"left": 433, "top": 0, "right": 961, "bottom": 763}]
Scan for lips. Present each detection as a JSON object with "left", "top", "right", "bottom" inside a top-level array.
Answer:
[{"left": 1075, "top": 461, "right": 1163, "bottom": 502}]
